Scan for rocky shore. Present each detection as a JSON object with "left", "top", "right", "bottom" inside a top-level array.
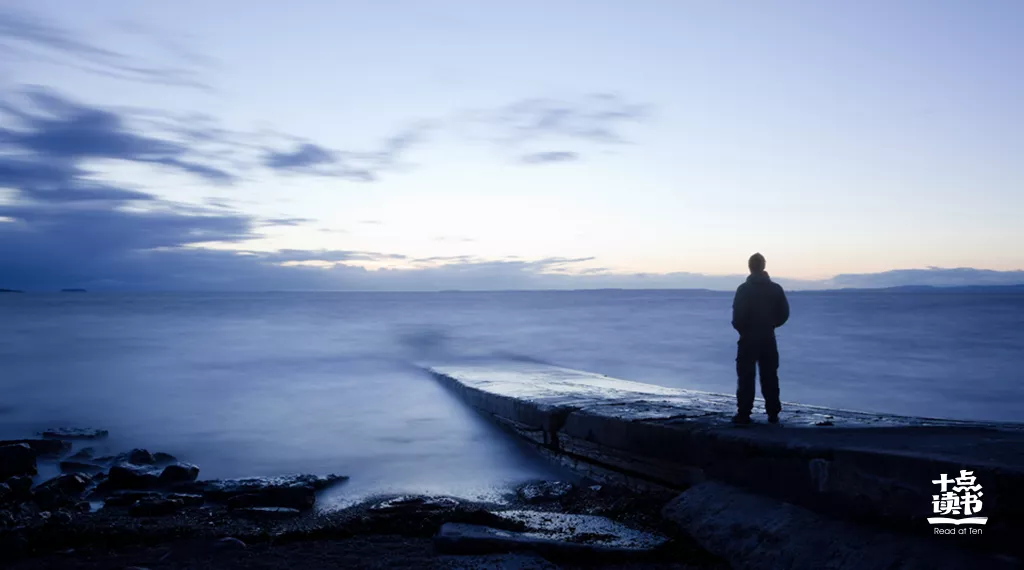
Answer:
[{"left": 1, "top": 429, "right": 724, "bottom": 569}]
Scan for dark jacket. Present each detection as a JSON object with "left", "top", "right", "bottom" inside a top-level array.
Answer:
[{"left": 732, "top": 271, "right": 789, "bottom": 339}]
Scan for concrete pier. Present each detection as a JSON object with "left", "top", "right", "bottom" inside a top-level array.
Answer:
[{"left": 426, "top": 362, "right": 1024, "bottom": 558}]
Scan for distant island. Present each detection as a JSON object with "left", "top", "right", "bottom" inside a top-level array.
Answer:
[
  {"left": 0, "top": 288, "right": 23, "bottom": 293},
  {"left": 60, "top": 288, "right": 88, "bottom": 293}
]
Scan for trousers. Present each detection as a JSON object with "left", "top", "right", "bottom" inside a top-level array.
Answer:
[{"left": 736, "top": 335, "right": 781, "bottom": 417}]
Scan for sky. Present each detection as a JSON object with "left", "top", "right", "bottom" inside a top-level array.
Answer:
[{"left": 1, "top": 0, "right": 1022, "bottom": 291}]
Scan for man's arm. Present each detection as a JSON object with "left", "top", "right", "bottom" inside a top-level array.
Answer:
[
  {"left": 775, "top": 285, "right": 790, "bottom": 328},
  {"left": 731, "top": 285, "right": 746, "bottom": 333}
]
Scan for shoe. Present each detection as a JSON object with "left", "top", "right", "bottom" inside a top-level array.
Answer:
[
  {"left": 731, "top": 414, "right": 752, "bottom": 425},
  {"left": 767, "top": 415, "right": 780, "bottom": 424}
]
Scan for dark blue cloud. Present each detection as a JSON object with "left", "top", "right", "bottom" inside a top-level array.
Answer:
[{"left": 1, "top": 89, "right": 234, "bottom": 184}]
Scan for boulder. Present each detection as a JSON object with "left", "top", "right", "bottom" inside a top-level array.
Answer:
[
  {"left": 66, "top": 447, "right": 96, "bottom": 461},
  {"left": 0, "top": 439, "right": 71, "bottom": 458},
  {"left": 181, "top": 473, "right": 347, "bottom": 511},
  {"left": 49, "top": 509, "right": 73, "bottom": 525},
  {"left": 106, "top": 464, "right": 160, "bottom": 490},
  {"left": 32, "top": 473, "right": 91, "bottom": 509},
  {"left": 6, "top": 475, "right": 32, "bottom": 500},
  {"left": 158, "top": 463, "right": 199, "bottom": 485},
  {"left": 130, "top": 496, "right": 184, "bottom": 517},
  {"left": 516, "top": 481, "right": 574, "bottom": 503},
  {"left": 40, "top": 428, "right": 109, "bottom": 440},
  {"left": 225, "top": 485, "right": 315, "bottom": 511},
  {"left": 0, "top": 482, "right": 10, "bottom": 504},
  {"left": 59, "top": 461, "right": 104, "bottom": 475},
  {"left": 0, "top": 443, "right": 37, "bottom": 480},
  {"left": 153, "top": 452, "right": 178, "bottom": 466},
  {"left": 122, "top": 449, "right": 155, "bottom": 466}
]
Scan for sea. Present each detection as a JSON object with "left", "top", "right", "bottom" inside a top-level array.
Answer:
[{"left": 2, "top": 290, "right": 1022, "bottom": 506}]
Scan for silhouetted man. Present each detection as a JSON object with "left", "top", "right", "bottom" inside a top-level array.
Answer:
[{"left": 731, "top": 253, "right": 789, "bottom": 424}]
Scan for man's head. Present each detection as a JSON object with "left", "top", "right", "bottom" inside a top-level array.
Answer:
[{"left": 748, "top": 252, "right": 766, "bottom": 274}]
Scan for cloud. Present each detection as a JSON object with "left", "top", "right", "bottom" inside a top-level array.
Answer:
[
  {"left": 520, "top": 151, "right": 579, "bottom": 165},
  {"left": 0, "top": 86, "right": 260, "bottom": 290},
  {"left": 1, "top": 88, "right": 235, "bottom": 187},
  {"left": 259, "top": 217, "right": 316, "bottom": 227},
  {"left": 264, "top": 143, "right": 337, "bottom": 171},
  {"left": 262, "top": 123, "right": 433, "bottom": 181},
  {"left": 458, "top": 93, "right": 649, "bottom": 164},
  {"left": 0, "top": 7, "right": 208, "bottom": 89},
  {"left": 494, "top": 94, "right": 649, "bottom": 145}
]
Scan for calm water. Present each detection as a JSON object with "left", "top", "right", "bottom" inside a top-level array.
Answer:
[{"left": 2, "top": 290, "right": 1022, "bottom": 504}]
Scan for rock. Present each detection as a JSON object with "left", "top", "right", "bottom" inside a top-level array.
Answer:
[
  {"left": 435, "top": 520, "right": 666, "bottom": 559},
  {"left": 231, "top": 506, "right": 302, "bottom": 520},
  {"left": 158, "top": 463, "right": 199, "bottom": 485},
  {"left": 104, "top": 491, "right": 162, "bottom": 508},
  {"left": 183, "top": 473, "right": 347, "bottom": 510},
  {"left": 33, "top": 473, "right": 91, "bottom": 509},
  {"left": 215, "top": 537, "right": 247, "bottom": 550},
  {"left": 153, "top": 452, "right": 178, "bottom": 466},
  {"left": 130, "top": 496, "right": 185, "bottom": 517},
  {"left": 50, "top": 510, "right": 73, "bottom": 525},
  {"left": 66, "top": 447, "right": 96, "bottom": 461},
  {"left": 492, "top": 510, "right": 667, "bottom": 550},
  {"left": 106, "top": 464, "right": 160, "bottom": 490},
  {"left": 73, "top": 501, "right": 91, "bottom": 513},
  {"left": 168, "top": 493, "right": 204, "bottom": 506},
  {"left": 0, "top": 482, "right": 10, "bottom": 504},
  {"left": 40, "top": 428, "right": 109, "bottom": 440},
  {"left": 516, "top": 481, "right": 574, "bottom": 503},
  {"left": 6, "top": 475, "right": 32, "bottom": 500},
  {"left": 124, "top": 449, "right": 155, "bottom": 466},
  {"left": 225, "top": 485, "right": 315, "bottom": 511},
  {"left": 0, "top": 439, "right": 71, "bottom": 458},
  {"left": 0, "top": 443, "right": 37, "bottom": 480},
  {"left": 60, "top": 461, "right": 104, "bottom": 475},
  {"left": 370, "top": 495, "right": 460, "bottom": 513},
  {"left": 661, "top": 482, "right": 1015, "bottom": 570}
]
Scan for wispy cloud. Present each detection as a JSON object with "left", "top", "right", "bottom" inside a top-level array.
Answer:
[
  {"left": 520, "top": 151, "right": 579, "bottom": 165},
  {"left": 458, "top": 93, "right": 649, "bottom": 164},
  {"left": 0, "top": 8, "right": 209, "bottom": 89},
  {"left": 261, "top": 122, "right": 433, "bottom": 181}
]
